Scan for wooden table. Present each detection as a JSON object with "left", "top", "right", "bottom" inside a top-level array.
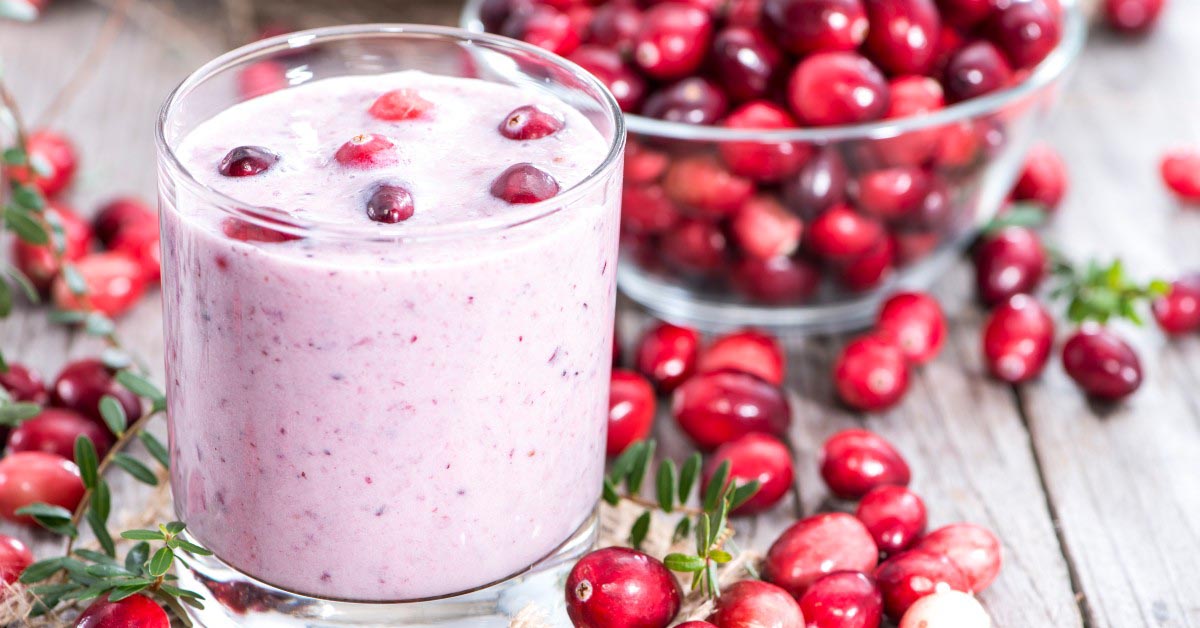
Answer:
[{"left": 1, "top": 1, "right": 1199, "bottom": 626}]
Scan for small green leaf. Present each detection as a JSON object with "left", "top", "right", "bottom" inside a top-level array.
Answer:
[
  {"left": 672, "top": 517, "right": 691, "bottom": 543},
  {"left": 61, "top": 262, "right": 87, "bottom": 296},
  {"left": 107, "top": 582, "right": 151, "bottom": 602},
  {"left": 629, "top": 511, "right": 651, "bottom": 550},
  {"left": 663, "top": 553, "right": 706, "bottom": 572},
  {"left": 74, "top": 549, "right": 116, "bottom": 565},
  {"left": 728, "top": 480, "right": 762, "bottom": 512},
  {"left": 165, "top": 521, "right": 186, "bottom": 535},
  {"left": 75, "top": 435, "right": 99, "bottom": 489},
  {"left": 609, "top": 440, "right": 645, "bottom": 483},
  {"left": 84, "top": 313, "right": 115, "bottom": 337},
  {"left": 140, "top": 432, "right": 170, "bottom": 469},
  {"left": 710, "top": 497, "right": 729, "bottom": 548},
  {"left": 48, "top": 309, "right": 87, "bottom": 325},
  {"left": 171, "top": 538, "right": 213, "bottom": 556},
  {"left": 11, "top": 184, "right": 44, "bottom": 211},
  {"left": 4, "top": 205, "right": 48, "bottom": 244},
  {"left": 84, "top": 563, "right": 136, "bottom": 578},
  {"left": 0, "top": 401, "right": 41, "bottom": 425},
  {"left": 121, "top": 529, "right": 166, "bottom": 541},
  {"left": 113, "top": 453, "right": 158, "bottom": 485},
  {"left": 625, "top": 439, "right": 656, "bottom": 495},
  {"left": 678, "top": 452, "right": 701, "bottom": 503},
  {"left": 20, "top": 557, "right": 65, "bottom": 583},
  {"left": 703, "top": 460, "right": 731, "bottom": 512},
  {"left": 601, "top": 476, "right": 619, "bottom": 506},
  {"left": 0, "top": 279, "right": 10, "bottom": 317},
  {"left": 709, "top": 549, "right": 733, "bottom": 563},
  {"left": 148, "top": 546, "right": 174, "bottom": 577},
  {"left": 695, "top": 513, "right": 710, "bottom": 556},
  {"left": 158, "top": 584, "right": 204, "bottom": 600},
  {"left": 100, "top": 348, "right": 132, "bottom": 370},
  {"left": 87, "top": 508, "right": 116, "bottom": 557},
  {"left": 125, "top": 542, "right": 150, "bottom": 574},
  {"left": 15, "top": 502, "right": 72, "bottom": 521},
  {"left": 4, "top": 264, "right": 40, "bottom": 303},
  {"left": 115, "top": 370, "right": 165, "bottom": 405},
  {"left": 706, "top": 561, "right": 721, "bottom": 598},
  {"left": 2, "top": 147, "right": 27, "bottom": 165},
  {"left": 655, "top": 458, "right": 677, "bottom": 512},
  {"left": 98, "top": 395, "right": 127, "bottom": 437}
]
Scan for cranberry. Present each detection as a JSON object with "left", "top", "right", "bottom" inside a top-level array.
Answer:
[
  {"left": 733, "top": 255, "right": 821, "bottom": 304},
  {"left": 672, "top": 369, "right": 791, "bottom": 450},
  {"left": 1, "top": 363, "right": 47, "bottom": 404},
  {"left": 851, "top": 168, "right": 931, "bottom": 222},
  {"left": 899, "top": 590, "right": 992, "bottom": 628},
  {"left": 893, "top": 231, "right": 943, "bottom": 266},
  {"left": 8, "top": 407, "right": 115, "bottom": 460},
  {"left": 988, "top": 0, "right": 1061, "bottom": 69},
  {"left": 708, "top": 580, "right": 805, "bottom": 628},
  {"left": 94, "top": 197, "right": 155, "bottom": 247},
  {"left": 503, "top": 5, "right": 580, "bottom": 56},
  {"left": 52, "top": 251, "right": 149, "bottom": 319},
  {"left": 1061, "top": 325, "right": 1143, "bottom": 401},
  {"left": 624, "top": 140, "right": 670, "bottom": 185},
  {"left": 237, "top": 61, "right": 287, "bottom": 100},
  {"left": 634, "top": 3, "right": 713, "bottom": 80},
  {"left": 942, "top": 41, "right": 1014, "bottom": 103},
  {"left": 607, "top": 369, "right": 657, "bottom": 456},
  {"left": 799, "top": 571, "right": 884, "bottom": 628},
  {"left": 783, "top": 149, "right": 848, "bottom": 221},
  {"left": 982, "top": 294, "right": 1055, "bottom": 383},
  {"left": 588, "top": 2, "right": 641, "bottom": 54},
  {"left": 819, "top": 428, "right": 912, "bottom": 499},
  {"left": 622, "top": 184, "right": 681, "bottom": 234},
  {"left": 0, "top": 452, "right": 85, "bottom": 525},
  {"left": 787, "top": 52, "right": 890, "bottom": 126},
  {"left": 806, "top": 206, "right": 884, "bottom": 262},
  {"left": 729, "top": 195, "right": 804, "bottom": 261},
  {"left": 565, "top": 547, "right": 681, "bottom": 628},
  {"left": 677, "top": 623, "right": 719, "bottom": 628},
  {"left": 75, "top": 593, "right": 170, "bottom": 628},
  {"left": 711, "top": 26, "right": 785, "bottom": 103},
  {"left": 877, "top": 76, "right": 945, "bottom": 167},
  {"left": 568, "top": 47, "right": 647, "bottom": 112},
  {"left": 51, "top": 359, "right": 143, "bottom": 426},
  {"left": 0, "top": 534, "right": 33, "bottom": 588},
  {"left": 876, "top": 291, "right": 946, "bottom": 365},
  {"left": 499, "top": 104, "right": 565, "bottom": 141},
  {"left": 369, "top": 88, "right": 432, "bottom": 121},
  {"left": 111, "top": 217, "right": 162, "bottom": 283},
  {"left": 973, "top": 226, "right": 1047, "bottom": 305},
  {"left": 642, "top": 78, "right": 730, "bottom": 126},
  {"left": 698, "top": 329, "right": 786, "bottom": 385},
  {"left": 856, "top": 485, "right": 927, "bottom": 554},
  {"left": 1160, "top": 148, "right": 1200, "bottom": 202},
  {"left": 764, "top": 513, "right": 879, "bottom": 598},
  {"left": 664, "top": 155, "right": 755, "bottom": 219},
  {"left": 636, "top": 323, "right": 701, "bottom": 393},
  {"left": 702, "top": 433, "right": 794, "bottom": 515},
  {"left": 763, "top": 0, "right": 868, "bottom": 55},
  {"left": 1103, "top": 0, "right": 1164, "bottom": 34},
  {"left": 937, "top": 0, "right": 991, "bottom": 28},
  {"left": 218, "top": 145, "right": 278, "bottom": 177},
  {"left": 896, "top": 176, "right": 953, "bottom": 232},
  {"left": 12, "top": 202, "right": 92, "bottom": 292},
  {"left": 916, "top": 523, "right": 1003, "bottom": 592},
  {"left": 334, "top": 134, "right": 397, "bottom": 168},
  {"left": 875, "top": 550, "right": 970, "bottom": 621},
  {"left": 1012, "top": 142, "right": 1068, "bottom": 212},
  {"left": 364, "top": 184, "right": 416, "bottom": 224},
  {"left": 660, "top": 219, "right": 728, "bottom": 275},
  {"left": 1153, "top": 275, "right": 1200, "bottom": 334},
  {"left": 835, "top": 237, "right": 896, "bottom": 292},
  {"left": 863, "top": 0, "right": 942, "bottom": 75},
  {"left": 9, "top": 130, "right": 77, "bottom": 198},
  {"left": 480, "top": 0, "right": 530, "bottom": 33},
  {"left": 727, "top": 0, "right": 766, "bottom": 26},
  {"left": 491, "top": 163, "right": 560, "bottom": 204},
  {"left": 719, "top": 102, "right": 811, "bottom": 183},
  {"left": 221, "top": 214, "right": 302, "bottom": 243}
]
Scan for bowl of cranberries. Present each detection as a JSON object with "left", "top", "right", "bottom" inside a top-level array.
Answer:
[{"left": 465, "top": 0, "right": 1085, "bottom": 331}]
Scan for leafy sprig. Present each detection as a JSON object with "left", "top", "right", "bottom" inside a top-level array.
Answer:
[{"left": 1050, "top": 257, "right": 1169, "bottom": 325}]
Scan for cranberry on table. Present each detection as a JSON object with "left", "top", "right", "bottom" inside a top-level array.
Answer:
[
  {"left": 863, "top": 0, "right": 942, "bottom": 75},
  {"left": 334, "top": 134, "right": 398, "bottom": 168},
  {"left": 833, "top": 335, "right": 910, "bottom": 412},
  {"left": 664, "top": 155, "right": 755, "bottom": 219},
  {"left": 607, "top": 369, "right": 657, "bottom": 456},
  {"left": 702, "top": 433, "right": 795, "bottom": 515},
  {"left": 732, "top": 255, "right": 821, "bottom": 305},
  {"left": 8, "top": 407, "right": 116, "bottom": 460},
  {"left": 75, "top": 593, "right": 170, "bottom": 628},
  {"left": 988, "top": 0, "right": 1062, "bottom": 69},
  {"left": 218, "top": 145, "right": 278, "bottom": 177},
  {"left": 368, "top": 88, "right": 432, "bottom": 121},
  {"left": 763, "top": 0, "right": 868, "bottom": 55},
  {"left": 108, "top": 214, "right": 162, "bottom": 283},
  {"left": 806, "top": 205, "right": 885, "bottom": 262},
  {"left": 565, "top": 547, "right": 681, "bottom": 628},
  {"left": 942, "top": 41, "right": 1014, "bottom": 103},
  {"left": 673, "top": 369, "right": 791, "bottom": 449},
  {"left": 1103, "top": 0, "right": 1164, "bottom": 34},
  {"left": 660, "top": 219, "right": 729, "bottom": 276},
  {"left": 764, "top": 512, "right": 879, "bottom": 598},
  {"left": 719, "top": 101, "right": 811, "bottom": 183},
  {"left": 12, "top": 202, "right": 92, "bottom": 292},
  {"left": 697, "top": 329, "right": 786, "bottom": 385},
  {"left": 820, "top": 428, "right": 912, "bottom": 499},
  {"left": 1012, "top": 143, "right": 1068, "bottom": 212},
  {"left": 899, "top": 590, "right": 992, "bottom": 628},
  {"left": 568, "top": 46, "right": 647, "bottom": 113},
  {"left": 634, "top": 3, "right": 713, "bottom": 81},
  {"left": 365, "top": 184, "right": 416, "bottom": 224},
  {"left": 499, "top": 104, "right": 565, "bottom": 140},
  {"left": 982, "top": 294, "right": 1055, "bottom": 383},
  {"left": 676, "top": 623, "right": 718, "bottom": 628},
  {"left": 1061, "top": 325, "right": 1143, "bottom": 401},
  {"left": 635, "top": 322, "right": 702, "bottom": 393},
  {"left": 51, "top": 358, "right": 143, "bottom": 426},
  {"left": 917, "top": 522, "right": 1004, "bottom": 592},
  {"left": 490, "top": 163, "right": 560, "bottom": 204},
  {"left": 502, "top": 4, "right": 580, "bottom": 56},
  {"left": 729, "top": 195, "right": 804, "bottom": 263},
  {"left": 876, "top": 291, "right": 947, "bottom": 365},
  {"left": 874, "top": 550, "right": 970, "bottom": 621},
  {"left": 798, "top": 571, "right": 884, "bottom": 628},
  {"left": 1160, "top": 148, "right": 1200, "bottom": 202},
  {"left": 0, "top": 452, "right": 86, "bottom": 525},
  {"left": 783, "top": 149, "right": 848, "bottom": 221},
  {"left": 94, "top": 196, "right": 155, "bottom": 247},
  {"left": 621, "top": 184, "right": 681, "bottom": 235},
  {"left": 711, "top": 26, "right": 785, "bottom": 103},
  {"left": 642, "top": 77, "right": 731, "bottom": 126},
  {"left": 707, "top": 580, "right": 805, "bottom": 628},
  {"left": 1153, "top": 275, "right": 1200, "bottom": 334},
  {"left": 1, "top": 363, "right": 47, "bottom": 404},
  {"left": 10, "top": 129, "right": 77, "bottom": 198},
  {"left": 787, "top": 52, "right": 890, "bottom": 126},
  {"left": 973, "top": 226, "right": 1047, "bottom": 306},
  {"left": 52, "top": 251, "right": 149, "bottom": 319},
  {"left": 856, "top": 485, "right": 928, "bottom": 554},
  {"left": 0, "top": 534, "right": 33, "bottom": 589}
]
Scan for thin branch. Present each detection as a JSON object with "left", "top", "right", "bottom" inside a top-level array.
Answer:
[
  {"left": 0, "top": 79, "right": 30, "bottom": 151},
  {"left": 35, "top": 0, "right": 137, "bottom": 129},
  {"left": 618, "top": 493, "right": 705, "bottom": 517}
]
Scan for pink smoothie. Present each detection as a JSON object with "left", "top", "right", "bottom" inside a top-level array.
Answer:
[{"left": 161, "top": 71, "right": 619, "bottom": 601}]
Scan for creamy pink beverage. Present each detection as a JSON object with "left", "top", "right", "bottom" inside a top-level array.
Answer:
[{"left": 161, "top": 70, "right": 619, "bottom": 601}]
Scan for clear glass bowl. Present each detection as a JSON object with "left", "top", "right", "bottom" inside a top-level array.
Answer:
[{"left": 462, "top": 1, "right": 1087, "bottom": 333}]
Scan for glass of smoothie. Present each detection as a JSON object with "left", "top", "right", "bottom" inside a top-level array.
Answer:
[{"left": 155, "top": 25, "right": 624, "bottom": 626}]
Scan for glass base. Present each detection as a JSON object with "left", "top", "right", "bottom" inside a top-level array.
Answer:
[{"left": 176, "top": 510, "right": 597, "bottom": 627}]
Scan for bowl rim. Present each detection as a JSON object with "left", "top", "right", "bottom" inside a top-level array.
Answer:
[{"left": 460, "top": 0, "right": 1087, "bottom": 142}]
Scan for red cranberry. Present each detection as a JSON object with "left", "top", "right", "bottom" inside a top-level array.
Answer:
[
  {"left": 499, "top": 104, "right": 565, "bottom": 140},
  {"left": 1160, "top": 148, "right": 1200, "bottom": 202},
  {"left": 13, "top": 202, "right": 93, "bottom": 292},
  {"left": 634, "top": 3, "right": 713, "bottom": 80},
  {"left": 799, "top": 571, "right": 884, "bottom": 628},
  {"left": 10, "top": 130, "right": 77, "bottom": 198},
  {"left": 863, "top": 0, "right": 942, "bottom": 75},
  {"left": 677, "top": 623, "right": 719, "bottom": 628},
  {"left": 111, "top": 218, "right": 161, "bottom": 284},
  {"left": 698, "top": 329, "right": 786, "bottom": 385},
  {"left": 660, "top": 219, "right": 728, "bottom": 276},
  {"left": 783, "top": 149, "right": 848, "bottom": 221},
  {"left": 568, "top": 47, "right": 647, "bottom": 112},
  {"left": 622, "top": 184, "right": 681, "bottom": 235},
  {"left": 711, "top": 26, "right": 785, "bottom": 103},
  {"left": 1061, "top": 325, "right": 1143, "bottom": 401},
  {"left": 702, "top": 433, "right": 794, "bottom": 514},
  {"left": 764, "top": 513, "right": 879, "bottom": 598},
  {"left": 365, "top": 185, "right": 415, "bottom": 223},
  {"left": 565, "top": 547, "right": 681, "bottom": 628},
  {"left": 732, "top": 255, "right": 821, "bottom": 304},
  {"left": 237, "top": 61, "right": 287, "bottom": 99},
  {"left": 636, "top": 322, "right": 702, "bottom": 393},
  {"left": 1, "top": 363, "right": 47, "bottom": 404},
  {"left": 895, "top": 176, "right": 953, "bottom": 232},
  {"left": 851, "top": 168, "right": 931, "bottom": 222},
  {"left": 807, "top": 206, "right": 884, "bottom": 262},
  {"left": 503, "top": 5, "right": 580, "bottom": 56},
  {"left": 1103, "top": 0, "right": 1164, "bottom": 34},
  {"left": 218, "top": 145, "right": 278, "bottom": 177},
  {"left": 75, "top": 593, "right": 170, "bottom": 628},
  {"left": 624, "top": 140, "right": 670, "bottom": 184},
  {"left": 664, "top": 155, "right": 755, "bottom": 219},
  {"left": 877, "top": 76, "right": 945, "bottom": 167},
  {"left": 490, "top": 163, "right": 560, "bottom": 204},
  {"left": 835, "top": 237, "right": 896, "bottom": 292},
  {"left": 0, "top": 534, "right": 33, "bottom": 588},
  {"left": 8, "top": 407, "right": 115, "bottom": 460},
  {"left": 221, "top": 214, "right": 302, "bottom": 244},
  {"left": 893, "top": 231, "right": 942, "bottom": 266},
  {"left": 988, "top": 0, "right": 1061, "bottom": 69},
  {"left": 51, "top": 359, "right": 143, "bottom": 426},
  {"left": 819, "top": 428, "right": 912, "bottom": 499},
  {"left": 982, "top": 294, "right": 1054, "bottom": 383},
  {"left": 729, "top": 195, "right": 804, "bottom": 261},
  {"left": 368, "top": 88, "right": 432, "bottom": 121},
  {"left": 708, "top": 580, "right": 805, "bottom": 628},
  {"left": 94, "top": 197, "right": 155, "bottom": 247},
  {"left": 52, "top": 252, "right": 149, "bottom": 319},
  {"left": 876, "top": 291, "right": 946, "bottom": 365},
  {"left": 607, "top": 369, "right": 656, "bottom": 456},
  {"left": 334, "top": 134, "right": 397, "bottom": 168},
  {"left": 727, "top": 0, "right": 766, "bottom": 26},
  {"left": 1012, "top": 143, "right": 1068, "bottom": 212},
  {"left": 973, "top": 226, "right": 1047, "bottom": 305},
  {"left": 937, "top": 0, "right": 992, "bottom": 28},
  {"left": 763, "top": 0, "right": 868, "bottom": 55},
  {"left": 875, "top": 550, "right": 970, "bottom": 621},
  {"left": 899, "top": 590, "right": 992, "bottom": 627},
  {"left": 942, "top": 41, "right": 1014, "bottom": 103},
  {"left": 672, "top": 369, "right": 791, "bottom": 450},
  {"left": 642, "top": 78, "right": 730, "bottom": 126},
  {"left": 588, "top": 2, "right": 641, "bottom": 54},
  {"left": 787, "top": 52, "right": 890, "bottom": 126},
  {"left": 1153, "top": 275, "right": 1200, "bottom": 334},
  {"left": 916, "top": 523, "right": 1003, "bottom": 592},
  {"left": 0, "top": 452, "right": 85, "bottom": 525},
  {"left": 856, "top": 485, "right": 928, "bottom": 554},
  {"left": 719, "top": 102, "right": 811, "bottom": 183}
]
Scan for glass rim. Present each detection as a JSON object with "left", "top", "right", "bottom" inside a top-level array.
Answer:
[
  {"left": 460, "top": 0, "right": 1087, "bottom": 143},
  {"left": 155, "top": 23, "right": 627, "bottom": 242}
]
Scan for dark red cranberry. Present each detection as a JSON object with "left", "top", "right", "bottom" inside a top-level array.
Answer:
[
  {"left": 943, "top": 41, "right": 1014, "bottom": 103},
  {"left": 12, "top": 202, "right": 92, "bottom": 292},
  {"left": 711, "top": 26, "right": 785, "bottom": 102},
  {"left": 499, "top": 104, "right": 565, "bottom": 140},
  {"left": 698, "top": 329, "right": 786, "bottom": 385},
  {"left": 916, "top": 523, "right": 1003, "bottom": 592},
  {"left": 852, "top": 168, "right": 931, "bottom": 222},
  {"left": 895, "top": 177, "right": 952, "bottom": 232},
  {"left": 587, "top": 2, "right": 641, "bottom": 54},
  {"left": 856, "top": 485, "right": 927, "bottom": 554},
  {"left": 787, "top": 52, "right": 890, "bottom": 126},
  {"left": 368, "top": 88, "right": 432, "bottom": 121},
  {"left": 0, "top": 452, "right": 85, "bottom": 526},
  {"left": 875, "top": 550, "right": 970, "bottom": 621},
  {"left": 568, "top": 47, "right": 647, "bottom": 112},
  {"left": 988, "top": 1, "right": 1061, "bottom": 69},
  {"left": 237, "top": 60, "right": 287, "bottom": 99},
  {"left": 635, "top": 322, "right": 702, "bottom": 393},
  {"left": 1153, "top": 275, "right": 1200, "bottom": 334},
  {"left": 75, "top": 593, "right": 170, "bottom": 628},
  {"left": 502, "top": 5, "right": 581, "bottom": 56},
  {"left": 763, "top": 0, "right": 868, "bottom": 55},
  {"left": 876, "top": 291, "right": 946, "bottom": 365},
  {"left": 52, "top": 252, "right": 148, "bottom": 319},
  {"left": 708, "top": 580, "right": 805, "bottom": 628},
  {"left": 799, "top": 571, "right": 884, "bottom": 628},
  {"left": 719, "top": 101, "right": 811, "bottom": 183},
  {"left": 730, "top": 195, "right": 804, "bottom": 261},
  {"left": 490, "top": 163, "right": 560, "bottom": 204},
  {"left": 1, "top": 363, "right": 47, "bottom": 404},
  {"left": 10, "top": 130, "right": 77, "bottom": 198},
  {"left": 973, "top": 226, "right": 1047, "bottom": 305},
  {"left": 732, "top": 255, "right": 822, "bottom": 304},
  {"left": 783, "top": 148, "right": 849, "bottom": 221},
  {"left": 221, "top": 214, "right": 302, "bottom": 244},
  {"left": 806, "top": 205, "right": 885, "bottom": 262},
  {"left": 863, "top": 0, "right": 942, "bottom": 75},
  {"left": 334, "top": 134, "right": 397, "bottom": 168},
  {"left": 660, "top": 219, "right": 728, "bottom": 276},
  {"left": 702, "top": 432, "right": 794, "bottom": 514},
  {"left": 663, "top": 155, "right": 754, "bottom": 219},
  {"left": 835, "top": 237, "right": 895, "bottom": 292},
  {"left": 1103, "top": 0, "right": 1164, "bottom": 34},
  {"left": 634, "top": 3, "right": 713, "bottom": 80},
  {"left": 1012, "top": 143, "right": 1068, "bottom": 212},
  {"left": 1061, "top": 325, "right": 1143, "bottom": 401},
  {"left": 566, "top": 547, "right": 681, "bottom": 628},
  {"left": 607, "top": 369, "right": 656, "bottom": 456},
  {"left": 982, "top": 294, "right": 1055, "bottom": 383},
  {"left": 0, "top": 534, "right": 33, "bottom": 588},
  {"left": 672, "top": 369, "right": 791, "bottom": 450},
  {"left": 621, "top": 184, "right": 681, "bottom": 234},
  {"left": 94, "top": 197, "right": 155, "bottom": 247},
  {"left": 1160, "top": 148, "right": 1200, "bottom": 202},
  {"left": 820, "top": 428, "right": 912, "bottom": 499},
  {"left": 937, "top": 0, "right": 992, "bottom": 28},
  {"left": 8, "top": 408, "right": 115, "bottom": 460},
  {"left": 642, "top": 77, "right": 730, "bottom": 126},
  {"left": 365, "top": 185, "right": 416, "bottom": 223},
  {"left": 51, "top": 359, "right": 143, "bottom": 426},
  {"left": 218, "top": 146, "right": 278, "bottom": 177},
  {"left": 764, "top": 513, "right": 879, "bottom": 598}
]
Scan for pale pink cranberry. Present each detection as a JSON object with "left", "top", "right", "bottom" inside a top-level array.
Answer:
[
  {"left": 763, "top": 0, "right": 868, "bottom": 55},
  {"left": 368, "top": 88, "right": 432, "bottom": 121},
  {"left": 51, "top": 359, "right": 142, "bottom": 426},
  {"left": 982, "top": 294, "right": 1055, "bottom": 383},
  {"left": 624, "top": 140, "right": 670, "bottom": 184},
  {"left": 863, "top": 0, "right": 942, "bottom": 75},
  {"left": 636, "top": 323, "right": 701, "bottom": 393},
  {"left": 502, "top": 5, "right": 581, "bottom": 56},
  {"left": 568, "top": 47, "right": 647, "bottom": 112},
  {"left": 764, "top": 513, "right": 879, "bottom": 598},
  {"left": 783, "top": 149, "right": 848, "bottom": 220},
  {"left": 1160, "top": 148, "right": 1200, "bottom": 202},
  {"left": 1153, "top": 275, "right": 1200, "bottom": 334},
  {"left": 835, "top": 237, "right": 896, "bottom": 293},
  {"left": 1061, "top": 325, "right": 1143, "bottom": 401},
  {"left": 799, "top": 571, "right": 884, "bottom": 628},
  {"left": 1012, "top": 143, "right": 1068, "bottom": 212},
  {"left": 11, "top": 130, "right": 77, "bottom": 198},
  {"left": 787, "top": 52, "right": 890, "bottom": 126},
  {"left": 8, "top": 407, "right": 115, "bottom": 460},
  {"left": 708, "top": 580, "right": 805, "bottom": 628},
  {"left": 876, "top": 291, "right": 946, "bottom": 365},
  {"left": 0, "top": 534, "right": 33, "bottom": 589},
  {"left": 634, "top": 3, "right": 713, "bottom": 80},
  {"left": 719, "top": 101, "right": 811, "bottom": 182},
  {"left": 851, "top": 168, "right": 931, "bottom": 222},
  {"left": 0, "top": 452, "right": 85, "bottom": 526},
  {"left": 334, "top": 134, "right": 397, "bottom": 168},
  {"left": 673, "top": 369, "right": 791, "bottom": 450},
  {"left": 711, "top": 26, "right": 786, "bottom": 102},
  {"left": 875, "top": 550, "right": 970, "bottom": 621},
  {"left": 899, "top": 590, "right": 992, "bottom": 628},
  {"left": 499, "top": 104, "right": 565, "bottom": 140},
  {"left": 820, "top": 428, "right": 912, "bottom": 499},
  {"left": 702, "top": 433, "right": 793, "bottom": 515},
  {"left": 0, "top": 363, "right": 47, "bottom": 404},
  {"left": 50, "top": 251, "right": 149, "bottom": 319},
  {"left": 621, "top": 184, "right": 681, "bottom": 235},
  {"left": 365, "top": 185, "right": 415, "bottom": 223},
  {"left": 698, "top": 329, "right": 786, "bottom": 385},
  {"left": 490, "top": 163, "right": 560, "bottom": 204},
  {"left": 642, "top": 77, "right": 730, "bottom": 125},
  {"left": 1103, "top": 0, "right": 1164, "bottom": 34},
  {"left": 733, "top": 255, "right": 821, "bottom": 305},
  {"left": 806, "top": 205, "right": 885, "bottom": 262},
  {"left": 607, "top": 369, "right": 656, "bottom": 456},
  {"left": 730, "top": 195, "right": 804, "bottom": 262},
  {"left": 660, "top": 219, "right": 729, "bottom": 276},
  {"left": 987, "top": 0, "right": 1061, "bottom": 69},
  {"left": 664, "top": 155, "right": 755, "bottom": 219},
  {"left": 237, "top": 60, "right": 287, "bottom": 99},
  {"left": 75, "top": 593, "right": 170, "bottom": 628},
  {"left": 937, "top": 0, "right": 992, "bottom": 28},
  {"left": 677, "top": 623, "right": 719, "bottom": 628},
  {"left": 566, "top": 547, "right": 681, "bottom": 628},
  {"left": 973, "top": 226, "right": 1047, "bottom": 306},
  {"left": 218, "top": 145, "right": 278, "bottom": 177},
  {"left": 943, "top": 41, "right": 1014, "bottom": 103},
  {"left": 587, "top": 2, "right": 641, "bottom": 54},
  {"left": 917, "top": 523, "right": 1003, "bottom": 592},
  {"left": 856, "top": 485, "right": 928, "bottom": 554}
]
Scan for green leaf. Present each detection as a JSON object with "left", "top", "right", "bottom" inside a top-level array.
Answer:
[
  {"left": 75, "top": 435, "right": 99, "bottom": 489},
  {"left": 98, "top": 395, "right": 127, "bottom": 437},
  {"left": 706, "top": 561, "right": 721, "bottom": 597},
  {"left": 702, "top": 460, "right": 731, "bottom": 512},
  {"left": 88, "top": 508, "right": 116, "bottom": 557},
  {"left": 165, "top": 521, "right": 186, "bottom": 535},
  {"left": 15, "top": 502, "right": 72, "bottom": 521},
  {"left": 663, "top": 553, "right": 706, "bottom": 572},
  {"left": 84, "top": 313, "right": 115, "bottom": 337},
  {"left": 107, "top": 582, "right": 153, "bottom": 602},
  {"left": 695, "top": 513, "right": 710, "bottom": 556},
  {"left": 672, "top": 517, "right": 691, "bottom": 543},
  {"left": 158, "top": 583, "right": 204, "bottom": 600},
  {"left": 628, "top": 511, "right": 651, "bottom": 550},
  {"left": 171, "top": 538, "right": 213, "bottom": 556},
  {"left": 140, "top": 432, "right": 170, "bottom": 469},
  {"left": 0, "top": 279, "right": 10, "bottom": 317},
  {"left": 11, "top": 184, "right": 44, "bottom": 211},
  {"left": 85, "top": 563, "right": 137, "bottom": 578},
  {"left": 4, "top": 264, "right": 40, "bottom": 303},
  {"left": 2, "top": 146, "right": 27, "bottom": 165},
  {"left": 112, "top": 453, "right": 158, "bottom": 485},
  {"left": 601, "top": 476, "right": 619, "bottom": 506},
  {"left": 609, "top": 440, "right": 645, "bottom": 484},
  {"left": 100, "top": 348, "right": 132, "bottom": 370},
  {"left": 710, "top": 497, "right": 729, "bottom": 549},
  {"left": 125, "top": 542, "right": 150, "bottom": 574},
  {"left": 709, "top": 549, "right": 733, "bottom": 563},
  {"left": 61, "top": 262, "right": 87, "bottom": 296},
  {"left": 625, "top": 439, "right": 655, "bottom": 495},
  {"left": 678, "top": 452, "right": 701, "bottom": 503},
  {"left": 72, "top": 581, "right": 119, "bottom": 602},
  {"left": 20, "top": 557, "right": 65, "bottom": 583},
  {"left": 74, "top": 549, "right": 116, "bottom": 565},
  {"left": 655, "top": 458, "right": 677, "bottom": 512},
  {"left": 48, "top": 309, "right": 87, "bottom": 325},
  {"left": 728, "top": 480, "right": 762, "bottom": 512},
  {"left": 4, "top": 205, "right": 48, "bottom": 244},
  {"left": 121, "top": 529, "right": 166, "bottom": 541},
  {"left": 0, "top": 401, "right": 42, "bottom": 425},
  {"left": 148, "top": 547, "right": 174, "bottom": 577},
  {"left": 983, "top": 204, "right": 1046, "bottom": 233},
  {"left": 115, "top": 370, "right": 165, "bottom": 405}
]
